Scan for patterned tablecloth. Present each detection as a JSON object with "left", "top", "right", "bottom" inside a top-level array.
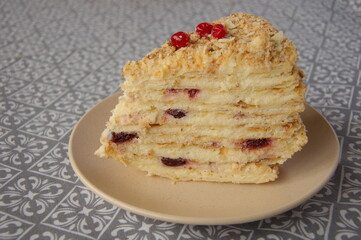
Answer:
[{"left": 1, "top": 0, "right": 361, "bottom": 239}]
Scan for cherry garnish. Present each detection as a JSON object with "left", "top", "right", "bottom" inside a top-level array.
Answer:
[
  {"left": 196, "top": 22, "right": 213, "bottom": 37},
  {"left": 161, "top": 157, "right": 188, "bottom": 167},
  {"left": 211, "top": 24, "right": 226, "bottom": 39},
  {"left": 170, "top": 32, "right": 190, "bottom": 49}
]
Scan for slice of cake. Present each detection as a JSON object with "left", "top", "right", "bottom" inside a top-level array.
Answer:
[{"left": 95, "top": 12, "right": 307, "bottom": 184}]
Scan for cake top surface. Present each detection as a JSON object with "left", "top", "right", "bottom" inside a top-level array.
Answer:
[{"left": 123, "top": 12, "right": 297, "bottom": 80}]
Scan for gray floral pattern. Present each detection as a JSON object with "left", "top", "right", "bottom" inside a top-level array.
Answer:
[
  {"left": 50, "top": 91, "right": 104, "bottom": 116},
  {"left": 29, "top": 143, "right": 78, "bottom": 183},
  {"left": 260, "top": 201, "right": 332, "bottom": 239},
  {"left": 0, "top": 175, "right": 64, "bottom": 219},
  {"left": 43, "top": 187, "right": 118, "bottom": 239},
  {"left": 10, "top": 82, "right": 67, "bottom": 108},
  {"left": 180, "top": 225, "right": 252, "bottom": 240},
  {"left": 1, "top": 58, "right": 54, "bottom": 82},
  {"left": 0, "top": 127, "right": 11, "bottom": 138},
  {"left": 339, "top": 166, "right": 361, "bottom": 204},
  {"left": 20, "top": 110, "right": 78, "bottom": 140},
  {"left": 0, "top": 75, "right": 27, "bottom": 95},
  {"left": 0, "top": 164, "right": 21, "bottom": 188},
  {"left": 74, "top": 72, "right": 119, "bottom": 96},
  {"left": 346, "top": 139, "right": 361, "bottom": 167},
  {"left": 0, "top": 0, "right": 360, "bottom": 239},
  {"left": 0, "top": 213, "right": 33, "bottom": 240},
  {"left": 306, "top": 84, "right": 353, "bottom": 109},
  {"left": 38, "top": 67, "right": 89, "bottom": 89},
  {"left": 108, "top": 211, "right": 179, "bottom": 240},
  {"left": 331, "top": 205, "right": 361, "bottom": 240},
  {"left": 348, "top": 111, "right": 361, "bottom": 137},
  {"left": 0, "top": 132, "right": 54, "bottom": 168},
  {"left": 0, "top": 99, "right": 40, "bottom": 128}
]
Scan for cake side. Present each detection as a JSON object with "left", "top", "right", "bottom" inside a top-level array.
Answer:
[{"left": 95, "top": 12, "right": 308, "bottom": 184}]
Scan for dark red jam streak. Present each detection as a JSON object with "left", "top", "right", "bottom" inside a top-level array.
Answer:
[
  {"left": 161, "top": 157, "right": 188, "bottom": 167},
  {"left": 234, "top": 113, "right": 245, "bottom": 118},
  {"left": 239, "top": 138, "right": 272, "bottom": 150},
  {"left": 111, "top": 132, "right": 138, "bottom": 143},
  {"left": 242, "top": 138, "right": 272, "bottom": 150},
  {"left": 165, "top": 109, "right": 187, "bottom": 118},
  {"left": 166, "top": 88, "right": 200, "bottom": 98},
  {"left": 187, "top": 88, "right": 200, "bottom": 98},
  {"left": 211, "top": 142, "right": 221, "bottom": 148}
]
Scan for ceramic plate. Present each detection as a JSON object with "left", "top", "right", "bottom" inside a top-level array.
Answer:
[{"left": 69, "top": 92, "right": 340, "bottom": 225}]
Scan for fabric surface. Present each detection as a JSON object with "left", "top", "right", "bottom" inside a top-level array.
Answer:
[{"left": 0, "top": 0, "right": 360, "bottom": 239}]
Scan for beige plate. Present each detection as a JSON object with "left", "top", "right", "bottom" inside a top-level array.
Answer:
[{"left": 69, "top": 92, "right": 340, "bottom": 225}]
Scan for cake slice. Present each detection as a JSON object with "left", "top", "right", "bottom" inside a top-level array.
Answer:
[{"left": 95, "top": 12, "right": 307, "bottom": 184}]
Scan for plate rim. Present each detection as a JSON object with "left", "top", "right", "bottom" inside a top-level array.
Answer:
[{"left": 69, "top": 92, "right": 340, "bottom": 225}]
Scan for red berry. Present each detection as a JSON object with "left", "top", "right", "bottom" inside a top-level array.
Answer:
[
  {"left": 211, "top": 24, "right": 226, "bottom": 39},
  {"left": 196, "top": 22, "right": 213, "bottom": 37},
  {"left": 170, "top": 32, "right": 190, "bottom": 48}
]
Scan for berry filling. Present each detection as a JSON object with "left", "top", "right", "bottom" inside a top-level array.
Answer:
[
  {"left": 111, "top": 132, "right": 138, "bottom": 143},
  {"left": 234, "top": 113, "right": 245, "bottom": 118},
  {"left": 210, "top": 142, "right": 222, "bottom": 148},
  {"left": 166, "top": 88, "right": 179, "bottom": 95},
  {"left": 240, "top": 138, "right": 272, "bottom": 150},
  {"left": 166, "top": 88, "right": 200, "bottom": 98},
  {"left": 165, "top": 109, "right": 187, "bottom": 118},
  {"left": 170, "top": 32, "right": 190, "bottom": 49},
  {"left": 161, "top": 157, "right": 188, "bottom": 167},
  {"left": 211, "top": 24, "right": 226, "bottom": 39},
  {"left": 187, "top": 88, "right": 200, "bottom": 98},
  {"left": 196, "top": 22, "right": 213, "bottom": 37}
]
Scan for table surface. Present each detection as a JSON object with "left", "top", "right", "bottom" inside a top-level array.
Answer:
[{"left": 0, "top": 0, "right": 360, "bottom": 239}]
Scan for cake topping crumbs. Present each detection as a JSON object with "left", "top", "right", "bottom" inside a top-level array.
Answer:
[
  {"left": 170, "top": 32, "right": 190, "bottom": 49},
  {"left": 123, "top": 13, "right": 298, "bottom": 81}
]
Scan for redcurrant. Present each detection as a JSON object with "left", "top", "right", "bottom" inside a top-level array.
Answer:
[
  {"left": 196, "top": 22, "right": 213, "bottom": 37},
  {"left": 170, "top": 32, "right": 190, "bottom": 48},
  {"left": 211, "top": 24, "right": 226, "bottom": 39}
]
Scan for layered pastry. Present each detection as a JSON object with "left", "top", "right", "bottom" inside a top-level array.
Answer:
[{"left": 95, "top": 12, "right": 308, "bottom": 183}]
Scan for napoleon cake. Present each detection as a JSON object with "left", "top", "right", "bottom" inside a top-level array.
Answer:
[{"left": 95, "top": 12, "right": 308, "bottom": 184}]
